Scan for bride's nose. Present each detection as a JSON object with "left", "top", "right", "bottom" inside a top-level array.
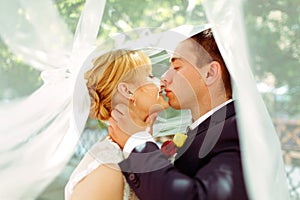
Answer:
[{"left": 152, "top": 76, "right": 161, "bottom": 87}]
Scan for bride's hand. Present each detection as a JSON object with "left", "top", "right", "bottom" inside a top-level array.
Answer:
[{"left": 108, "top": 104, "right": 157, "bottom": 148}]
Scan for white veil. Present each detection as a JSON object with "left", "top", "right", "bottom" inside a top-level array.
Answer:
[
  {"left": 0, "top": 0, "right": 106, "bottom": 199},
  {"left": 203, "top": 0, "right": 290, "bottom": 199},
  {"left": 0, "top": 0, "right": 291, "bottom": 199}
]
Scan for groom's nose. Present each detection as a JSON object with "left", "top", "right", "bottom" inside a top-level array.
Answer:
[{"left": 160, "top": 69, "right": 174, "bottom": 86}]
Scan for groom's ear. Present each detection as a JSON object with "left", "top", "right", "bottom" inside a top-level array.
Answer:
[
  {"left": 204, "top": 61, "right": 221, "bottom": 86},
  {"left": 117, "top": 82, "right": 132, "bottom": 99}
]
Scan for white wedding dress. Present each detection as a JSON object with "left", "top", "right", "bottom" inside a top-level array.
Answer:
[{"left": 65, "top": 136, "right": 138, "bottom": 200}]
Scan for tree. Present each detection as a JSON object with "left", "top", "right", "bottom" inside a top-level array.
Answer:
[
  {"left": 0, "top": 39, "right": 42, "bottom": 100},
  {"left": 244, "top": 0, "right": 300, "bottom": 117},
  {"left": 1, "top": 0, "right": 299, "bottom": 118}
]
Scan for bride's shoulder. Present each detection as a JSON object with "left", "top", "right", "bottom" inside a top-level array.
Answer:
[
  {"left": 91, "top": 136, "right": 121, "bottom": 151},
  {"left": 65, "top": 137, "right": 124, "bottom": 200},
  {"left": 68, "top": 136, "right": 124, "bottom": 184},
  {"left": 88, "top": 136, "right": 124, "bottom": 163}
]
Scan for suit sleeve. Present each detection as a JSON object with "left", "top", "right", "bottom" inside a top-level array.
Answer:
[
  {"left": 119, "top": 142, "right": 203, "bottom": 200},
  {"left": 119, "top": 141, "right": 245, "bottom": 200}
]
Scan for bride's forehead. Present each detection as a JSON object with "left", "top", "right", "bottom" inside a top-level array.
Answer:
[
  {"left": 133, "top": 68, "right": 153, "bottom": 83},
  {"left": 135, "top": 65, "right": 151, "bottom": 73}
]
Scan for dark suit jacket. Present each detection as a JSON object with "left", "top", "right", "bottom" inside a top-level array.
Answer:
[{"left": 119, "top": 102, "right": 249, "bottom": 200}]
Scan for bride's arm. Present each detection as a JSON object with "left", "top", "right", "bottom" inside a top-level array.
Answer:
[{"left": 70, "top": 164, "right": 124, "bottom": 200}]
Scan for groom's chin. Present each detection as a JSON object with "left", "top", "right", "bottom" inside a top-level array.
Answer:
[
  {"left": 149, "top": 104, "right": 168, "bottom": 115},
  {"left": 168, "top": 99, "right": 181, "bottom": 110}
]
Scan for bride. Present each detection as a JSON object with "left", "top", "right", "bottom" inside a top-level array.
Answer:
[{"left": 65, "top": 49, "right": 169, "bottom": 200}]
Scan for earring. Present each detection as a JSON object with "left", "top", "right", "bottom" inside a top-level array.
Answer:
[
  {"left": 129, "top": 90, "right": 136, "bottom": 107},
  {"left": 129, "top": 96, "right": 136, "bottom": 107}
]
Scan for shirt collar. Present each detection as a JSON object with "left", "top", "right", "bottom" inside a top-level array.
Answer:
[{"left": 189, "top": 99, "right": 233, "bottom": 131}]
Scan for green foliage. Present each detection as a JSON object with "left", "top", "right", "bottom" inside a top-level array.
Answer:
[
  {"left": 53, "top": 0, "right": 206, "bottom": 40},
  {"left": 244, "top": 0, "right": 300, "bottom": 116},
  {"left": 1, "top": 0, "right": 299, "bottom": 118},
  {"left": 0, "top": 39, "right": 42, "bottom": 100},
  {"left": 54, "top": 0, "right": 85, "bottom": 33}
]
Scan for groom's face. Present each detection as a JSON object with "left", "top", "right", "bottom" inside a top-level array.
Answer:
[{"left": 161, "top": 39, "right": 207, "bottom": 110}]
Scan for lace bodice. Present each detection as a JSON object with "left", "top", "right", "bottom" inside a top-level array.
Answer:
[{"left": 65, "top": 137, "right": 138, "bottom": 200}]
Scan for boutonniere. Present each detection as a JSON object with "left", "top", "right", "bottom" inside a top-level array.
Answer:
[{"left": 161, "top": 132, "right": 187, "bottom": 158}]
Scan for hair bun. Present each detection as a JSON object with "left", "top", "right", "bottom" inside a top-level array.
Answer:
[
  {"left": 87, "top": 87, "right": 100, "bottom": 119},
  {"left": 87, "top": 87, "right": 110, "bottom": 120}
]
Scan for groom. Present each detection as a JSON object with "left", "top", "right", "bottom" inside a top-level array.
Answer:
[{"left": 109, "top": 28, "right": 249, "bottom": 199}]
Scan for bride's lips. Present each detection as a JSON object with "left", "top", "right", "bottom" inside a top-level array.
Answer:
[{"left": 157, "top": 90, "right": 163, "bottom": 98}]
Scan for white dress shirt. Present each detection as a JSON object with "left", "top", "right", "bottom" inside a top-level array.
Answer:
[{"left": 189, "top": 99, "right": 233, "bottom": 130}]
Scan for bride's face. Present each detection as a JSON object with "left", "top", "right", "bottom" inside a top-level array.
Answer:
[{"left": 131, "top": 69, "right": 169, "bottom": 121}]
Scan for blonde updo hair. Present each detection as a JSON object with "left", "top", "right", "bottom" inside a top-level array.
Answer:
[{"left": 84, "top": 49, "right": 151, "bottom": 121}]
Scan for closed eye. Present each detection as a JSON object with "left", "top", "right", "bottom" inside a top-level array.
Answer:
[
  {"left": 171, "top": 58, "right": 183, "bottom": 71},
  {"left": 148, "top": 74, "right": 155, "bottom": 79}
]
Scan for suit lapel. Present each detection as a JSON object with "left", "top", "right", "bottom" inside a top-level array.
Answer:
[
  {"left": 175, "top": 101, "right": 236, "bottom": 161},
  {"left": 192, "top": 101, "right": 236, "bottom": 136}
]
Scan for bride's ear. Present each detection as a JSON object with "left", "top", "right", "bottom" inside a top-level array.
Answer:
[{"left": 116, "top": 82, "right": 132, "bottom": 99}]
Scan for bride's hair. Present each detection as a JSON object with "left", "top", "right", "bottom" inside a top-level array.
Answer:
[{"left": 84, "top": 49, "right": 151, "bottom": 121}]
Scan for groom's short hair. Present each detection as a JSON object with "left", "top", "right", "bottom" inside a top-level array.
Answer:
[{"left": 191, "top": 28, "right": 232, "bottom": 98}]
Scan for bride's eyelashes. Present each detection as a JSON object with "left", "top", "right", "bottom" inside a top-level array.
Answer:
[{"left": 148, "top": 74, "right": 155, "bottom": 79}]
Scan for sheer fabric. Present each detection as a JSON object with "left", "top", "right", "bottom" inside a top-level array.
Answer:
[
  {"left": 0, "top": 0, "right": 290, "bottom": 199},
  {"left": 65, "top": 137, "right": 138, "bottom": 200},
  {"left": 0, "top": 0, "right": 106, "bottom": 199},
  {"left": 203, "top": 1, "right": 289, "bottom": 199}
]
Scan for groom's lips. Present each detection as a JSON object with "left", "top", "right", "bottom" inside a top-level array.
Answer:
[{"left": 164, "top": 88, "right": 172, "bottom": 97}]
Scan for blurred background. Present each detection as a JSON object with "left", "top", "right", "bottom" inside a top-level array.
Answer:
[{"left": 0, "top": 0, "right": 299, "bottom": 199}]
